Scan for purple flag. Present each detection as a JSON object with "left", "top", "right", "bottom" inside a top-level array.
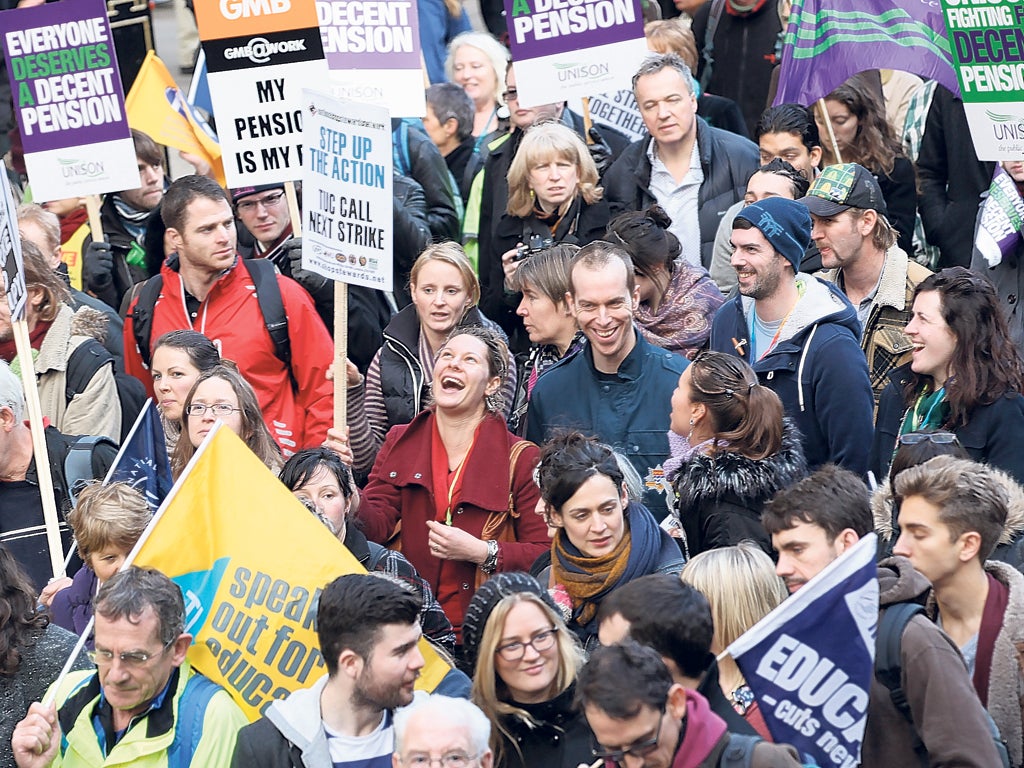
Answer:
[
  {"left": 975, "top": 165, "right": 1024, "bottom": 269},
  {"left": 773, "top": 0, "right": 960, "bottom": 107}
]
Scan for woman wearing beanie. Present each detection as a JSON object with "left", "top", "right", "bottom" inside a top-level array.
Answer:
[
  {"left": 462, "top": 572, "right": 591, "bottom": 768},
  {"left": 534, "top": 432, "right": 685, "bottom": 649},
  {"left": 606, "top": 205, "right": 725, "bottom": 359},
  {"left": 667, "top": 351, "right": 807, "bottom": 556}
]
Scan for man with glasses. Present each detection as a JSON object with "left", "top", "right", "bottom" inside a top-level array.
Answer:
[
  {"left": 393, "top": 695, "right": 492, "bottom": 768},
  {"left": 230, "top": 573, "right": 426, "bottom": 768},
  {"left": 12, "top": 567, "right": 246, "bottom": 767},
  {"left": 232, "top": 185, "right": 293, "bottom": 262},
  {"left": 578, "top": 642, "right": 801, "bottom": 768}
]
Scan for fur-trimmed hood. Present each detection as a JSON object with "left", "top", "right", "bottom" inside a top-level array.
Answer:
[
  {"left": 873, "top": 464, "right": 1024, "bottom": 547},
  {"left": 673, "top": 418, "right": 807, "bottom": 507},
  {"left": 35, "top": 304, "right": 109, "bottom": 374}
]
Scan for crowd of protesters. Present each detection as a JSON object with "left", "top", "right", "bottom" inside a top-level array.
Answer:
[{"left": 2, "top": 0, "right": 1024, "bottom": 766}]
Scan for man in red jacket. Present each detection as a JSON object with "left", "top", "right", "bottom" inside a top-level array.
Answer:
[{"left": 123, "top": 175, "right": 333, "bottom": 455}]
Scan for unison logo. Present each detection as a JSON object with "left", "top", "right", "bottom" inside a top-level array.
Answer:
[
  {"left": 225, "top": 37, "right": 307, "bottom": 64},
  {"left": 555, "top": 62, "right": 611, "bottom": 82},
  {"left": 58, "top": 158, "right": 105, "bottom": 178}
]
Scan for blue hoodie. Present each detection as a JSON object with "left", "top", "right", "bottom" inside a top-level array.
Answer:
[{"left": 710, "top": 275, "right": 874, "bottom": 477}]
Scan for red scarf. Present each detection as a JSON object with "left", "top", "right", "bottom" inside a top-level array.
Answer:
[
  {"left": 0, "top": 319, "right": 53, "bottom": 362},
  {"left": 725, "top": 0, "right": 769, "bottom": 15},
  {"left": 973, "top": 572, "right": 1009, "bottom": 707},
  {"left": 429, "top": 418, "right": 481, "bottom": 525}
]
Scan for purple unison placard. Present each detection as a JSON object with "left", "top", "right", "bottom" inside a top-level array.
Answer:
[
  {"left": 0, "top": 0, "right": 130, "bottom": 154},
  {"left": 317, "top": 0, "right": 421, "bottom": 69}
]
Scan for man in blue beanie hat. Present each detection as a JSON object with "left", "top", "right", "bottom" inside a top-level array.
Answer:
[{"left": 709, "top": 196, "right": 875, "bottom": 477}]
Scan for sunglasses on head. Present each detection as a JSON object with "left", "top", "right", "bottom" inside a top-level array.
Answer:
[{"left": 897, "top": 432, "right": 958, "bottom": 446}]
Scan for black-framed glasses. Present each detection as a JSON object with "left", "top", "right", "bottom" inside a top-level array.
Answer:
[
  {"left": 502, "top": 88, "right": 519, "bottom": 102},
  {"left": 495, "top": 627, "right": 558, "bottom": 661},
  {"left": 898, "top": 432, "right": 958, "bottom": 446},
  {"left": 88, "top": 639, "right": 175, "bottom": 667},
  {"left": 400, "top": 753, "right": 478, "bottom": 768},
  {"left": 591, "top": 709, "right": 665, "bottom": 763},
  {"left": 236, "top": 190, "right": 285, "bottom": 214},
  {"left": 186, "top": 403, "right": 241, "bottom": 417}
]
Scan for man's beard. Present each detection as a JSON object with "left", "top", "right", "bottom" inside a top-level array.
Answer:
[{"left": 351, "top": 668, "right": 415, "bottom": 712}]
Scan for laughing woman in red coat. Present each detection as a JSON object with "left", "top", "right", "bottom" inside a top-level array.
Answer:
[{"left": 356, "top": 325, "right": 548, "bottom": 644}]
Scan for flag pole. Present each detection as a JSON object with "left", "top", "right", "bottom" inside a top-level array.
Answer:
[
  {"left": 816, "top": 98, "right": 843, "bottom": 164},
  {"left": 84, "top": 195, "right": 105, "bottom": 244}
]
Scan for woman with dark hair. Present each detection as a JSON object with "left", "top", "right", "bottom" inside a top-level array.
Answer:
[
  {"left": 534, "top": 432, "right": 685, "bottom": 649},
  {"left": 356, "top": 326, "right": 549, "bottom": 646},
  {"left": 872, "top": 267, "right": 1024, "bottom": 484},
  {"left": 0, "top": 545, "right": 90, "bottom": 768},
  {"left": 462, "top": 572, "right": 591, "bottom": 768},
  {"left": 173, "top": 362, "right": 283, "bottom": 477},
  {"left": 149, "top": 329, "right": 220, "bottom": 453},
  {"left": 280, "top": 447, "right": 456, "bottom": 651},
  {"left": 606, "top": 205, "right": 725, "bottom": 359},
  {"left": 817, "top": 72, "right": 916, "bottom": 255},
  {"left": 667, "top": 351, "right": 807, "bottom": 556}
]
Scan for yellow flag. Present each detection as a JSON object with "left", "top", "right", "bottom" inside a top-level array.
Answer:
[
  {"left": 126, "top": 51, "right": 226, "bottom": 187},
  {"left": 131, "top": 425, "right": 450, "bottom": 722}
]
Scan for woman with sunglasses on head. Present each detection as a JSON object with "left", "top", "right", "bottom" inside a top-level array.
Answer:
[
  {"left": 462, "top": 572, "right": 591, "bottom": 768},
  {"left": 172, "top": 362, "right": 283, "bottom": 478},
  {"left": 871, "top": 267, "right": 1024, "bottom": 485},
  {"left": 534, "top": 432, "right": 685, "bottom": 650},
  {"left": 667, "top": 351, "right": 807, "bottom": 557}
]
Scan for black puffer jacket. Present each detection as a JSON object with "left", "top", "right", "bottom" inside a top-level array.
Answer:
[
  {"left": 673, "top": 420, "right": 807, "bottom": 556},
  {"left": 602, "top": 119, "right": 759, "bottom": 270},
  {"left": 496, "top": 684, "right": 593, "bottom": 768},
  {"left": 394, "top": 120, "right": 461, "bottom": 242}
]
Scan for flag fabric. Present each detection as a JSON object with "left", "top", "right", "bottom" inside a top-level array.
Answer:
[
  {"left": 975, "top": 165, "right": 1024, "bottom": 268},
  {"left": 126, "top": 50, "right": 225, "bottom": 186},
  {"left": 0, "top": 166, "right": 25, "bottom": 321},
  {"left": 128, "top": 425, "right": 450, "bottom": 721},
  {"left": 104, "top": 399, "right": 173, "bottom": 511},
  {"left": 726, "top": 534, "right": 879, "bottom": 767},
  {"left": 773, "top": 0, "right": 960, "bottom": 106}
]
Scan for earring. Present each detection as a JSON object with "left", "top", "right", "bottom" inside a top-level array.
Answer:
[{"left": 687, "top": 417, "right": 695, "bottom": 442}]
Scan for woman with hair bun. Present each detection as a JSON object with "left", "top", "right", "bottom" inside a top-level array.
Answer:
[
  {"left": 668, "top": 351, "right": 807, "bottom": 556},
  {"left": 606, "top": 205, "right": 724, "bottom": 359},
  {"left": 534, "top": 431, "right": 685, "bottom": 649}
]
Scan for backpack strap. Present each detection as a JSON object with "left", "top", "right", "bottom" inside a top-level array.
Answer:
[
  {"left": 240, "top": 258, "right": 292, "bottom": 381},
  {"left": 167, "top": 672, "right": 222, "bottom": 768},
  {"left": 128, "top": 274, "right": 165, "bottom": 369},
  {"left": 875, "top": 602, "right": 929, "bottom": 767},
  {"left": 718, "top": 733, "right": 760, "bottom": 768},
  {"left": 63, "top": 435, "right": 116, "bottom": 506},
  {"left": 65, "top": 339, "right": 114, "bottom": 404},
  {"left": 366, "top": 540, "right": 390, "bottom": 572},
  {"left": 699, "top": 0, "right": 726, "bottom": 94}
]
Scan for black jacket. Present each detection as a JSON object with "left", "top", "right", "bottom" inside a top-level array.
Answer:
[
  {"left": 394, "top": 119, "right": 461, "bottom": 242},
  {"left": 871, "top": 364, "right": 1024, "bottom": 486},
  {"left": 602, "top": 119, "right": 759, "bottom": 270},
  {"left": 673, "top": 420, "right": 807, "bottom": 557},
  {"left": 497, "top": 684, "right": 593, "bottom": 768},
  {"left": 917, "top": 85, "right": 996, "bottom": 268}
]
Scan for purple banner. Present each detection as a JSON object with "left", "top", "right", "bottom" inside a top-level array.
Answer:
[
  {"left": 975, "top": 164, "right": 1024, "bottom": 268},
  {"left": 504, "top": 0, "right": 643, "bottom": 60},
  {"left": 0, "top": 0, "right": 130, "bottom": 154},
  {"left": 316, "top": 0, "right": 421, "bottom": 69},
  {"left": 774, "top": 0, "right": 960, "bottom": 107}
]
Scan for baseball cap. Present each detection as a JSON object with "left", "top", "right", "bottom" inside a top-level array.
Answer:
[{"left": 799, "top": 163, "right": 888, "bottom": 218}]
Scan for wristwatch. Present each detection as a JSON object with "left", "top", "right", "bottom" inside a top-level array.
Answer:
[{"left": 481, "top": 539, "right": 499, "bottom": 574}]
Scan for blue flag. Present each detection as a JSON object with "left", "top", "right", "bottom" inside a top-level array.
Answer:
[
  {"left": 726, "top": 534, "right": 878, "bottom": 768},
  {"left": 105, "top": 399, "right": 174, "bottom": 511}
]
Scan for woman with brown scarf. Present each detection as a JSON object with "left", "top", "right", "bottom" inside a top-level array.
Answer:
[{"left": 533, "top": 432, "right": 686, "bottom": 650}]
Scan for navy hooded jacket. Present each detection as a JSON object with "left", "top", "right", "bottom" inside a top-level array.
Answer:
[{"left": 710, "top": 275, "right": 874, "bottom": 477}]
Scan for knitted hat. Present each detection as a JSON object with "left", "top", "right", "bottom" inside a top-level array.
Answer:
[
  {"left": 734, "top": 197, "right": 812, "bottom": 273},
  {"left": 800, "top": 163, "right": 888, "bottom": 218},
  {"left": 230, "top": 183, "right": 285, "bottom": 204},
  {"left": 461, "top": 572, "right": 558, "bottom": 669}
]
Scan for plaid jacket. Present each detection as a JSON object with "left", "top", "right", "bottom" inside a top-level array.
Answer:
[{"left": 819, "top": 247, "right": 932, "bottom": 406}]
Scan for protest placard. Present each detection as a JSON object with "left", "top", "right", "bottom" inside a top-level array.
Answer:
[
  {"left": 727, "top": 534, "right": 878, "bottom": 768},
  {"left": 576, "top": 91, "right": 646, "bottom": 142},
  {"left": 317, "top": 0, "right": 426, "bottom": 117},
  {"left": 130, "top": 425, "right": 450, "bottom": 721},
  {"left": 301, "top": 90, "right": 393, "bottom": 292},
  {"left": 0, "top": 165, "right": 25, "bottom": 324},
  {"left": 941, "top": 0, "right": 1024, "bottom": 160},
  {"left": 0, "top": 0, "right": 139, "bottom": 202},
  {"left": 194, "top": 0, "right": 328, "bottom": 187},
  {"left": 503, "top": 0, "right": 647, "bottom": 108}
]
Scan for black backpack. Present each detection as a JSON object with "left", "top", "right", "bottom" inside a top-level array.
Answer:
[
  {"left": 65, "top": 339, "right": 146, "bottom": 444},
  {"left": 128, "top": 258, "right": 293, "bottom": 384},
  {"left": 875, "top": 602, "right": 1010, "bottom": 767}
]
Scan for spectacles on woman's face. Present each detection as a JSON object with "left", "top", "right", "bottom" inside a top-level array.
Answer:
[
  {"left": 186, "top": 403, "right": 241, "bottom": 417},
  {"left": 898, "top": 432, "right": 958, "bottom": 446},
  {"left": 495, "top": 627, "right": 558, "bottom": 661},
  {"left": 591, "top": 708, "right": 665, "bottom": 763}
]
